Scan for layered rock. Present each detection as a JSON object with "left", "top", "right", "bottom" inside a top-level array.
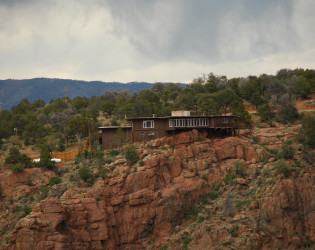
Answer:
[
  {"left": 6, "top": 131, "right": 269, "bottom": 249},
  {"left": 257, "top": 171, "right": 315, "bottom": 249},
  {"left": 0, "top": 168, "right": 56, "bottom": 200}
]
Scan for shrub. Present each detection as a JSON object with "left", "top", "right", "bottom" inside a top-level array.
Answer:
[
  {"left": 298, "top": 114, "right": 315, "bottom": 148},
  {"left": 124, "top": 145, "right": 139, "bottom": 165},
  {"left": 279, "top": 140, "right": 295, "bottom": 159},
  {"left": 5, "top": 147, "right": 31, "bottom": 167},
  {"left": 10, "top": 163, "right": 24, "bottom": 172},
  {"left": 208, "top": 191, "right": 219, "bottom": 200},
  {"left": 276, "top": 104, "right": 299, "bottom": 124},
  {"left": 275, "top": 159, "right": 291, "bottom": 178},
  {"left": 185, "top": 206, "right": 204, "bottom": 220},
  {"left": 139, "top": 159, "right": 144, "bottom": 166},
  {"left": 109, "top": 149, "right": 120, "bottom": 157},
  {"left": 49, "top": 177, "right": 61, "bottom": 186},
  {"left": 257, "top": 104, "right": 273, "bottom": 122},
  {"left": 252, "top": 136, "right": 260, "bottom": 144},
  {"left": 78, "top": 166, "right": 93, "bottom": 182},
  {"left": 234, "top": 161, "right": 246, "bottom": 177}
]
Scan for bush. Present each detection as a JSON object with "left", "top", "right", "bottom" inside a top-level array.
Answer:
[
  {"left": 124, "top": 145, "right": 139, "bottom": 165},
  {"left": 109, "top": 149, "right": 120, "bottom": 157},
  {"left": 5, "top": 147, "right": 31, "bottom": 167},
  {"left": 276, "top": 104, "right": 299, "bottom": 124},
  {"left": 279, "top": 140, "right": 295, "bottom": 159},
  {"left": 50, "top": 177, "right": 61, "bottom": 186},
  {"left": 78, "top": 166, "right": 95, "bottom": 186},
  {"left": 10, "top": 163, "right": 24, "bottom": 172},
  {"left": 298, "top": 114, "right": 315, "bottom": 148},
  {"left": 275, "top": 159, "right": 291, "bottom": 178},
  {"left": 257, "top": 104, "right": 273, "bottom": 122},
  {"left": 234, "top": 161, "right": 246, "bottom": 177}
]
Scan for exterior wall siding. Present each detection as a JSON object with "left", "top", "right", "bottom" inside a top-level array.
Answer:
[{"left": 99, "top": 115, "right": 246, "bottom": 149}]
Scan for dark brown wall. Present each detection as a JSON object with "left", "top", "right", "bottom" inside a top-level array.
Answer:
[
  {"left": 131, "top": 119, "right": 169, "bottom": 143},
  {"left": 101, "top": 128, "right": 132, "bottom": 149}
]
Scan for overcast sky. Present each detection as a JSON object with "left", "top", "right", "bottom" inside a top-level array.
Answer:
[{"left": 0, "top": 0, "right": 314, "bottom": 83}]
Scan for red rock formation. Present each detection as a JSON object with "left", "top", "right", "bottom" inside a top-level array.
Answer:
[
  {"left": 6, "top": 132, "right": 269, "bottom": 249},
  {"left": 257, "top": 170, "right": 315, "bottom": 249},
  {"left": 0, "top": 168, "right": 56, "bottom": 200}
]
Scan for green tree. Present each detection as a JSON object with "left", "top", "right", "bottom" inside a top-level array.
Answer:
[
  {"left": 101, "top": 101, "right": 115, "bottom": 118},
  {"left": 68, "top": 115, "right": 89, "bottom": 137},
  {"left": 5, "top": 147, "right": 31, "bottom": 167},
  {"left": 294, "top": 75, "right": 311, "bottom": 98},
  {"left": 197, "top": 93, "right": 221, "bottom": 115},
  {"left": 217, "top": 89, "right": 241, "bottom": 115},
  {"left": 276, "top": 104, "right": 299, "bottom": 124},
  {"left": 39, "top": 146, "right": 54, "bottom": 170},
  {"left": 298, "top": 114, "right": 315, "bottom": 148},
  {"left": 112, "top": 127, "right": 129, "bottom": 148},
  {"left": 257, "top": 104, "right": 273, "bottom": 122}
]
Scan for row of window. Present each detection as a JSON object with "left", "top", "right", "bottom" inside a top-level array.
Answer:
[
  {"left": 169, "top": 118, "right": 210, "bottom": 127},
  {"left": 142, "top": 118, "right": 229, "bottom": 129}
]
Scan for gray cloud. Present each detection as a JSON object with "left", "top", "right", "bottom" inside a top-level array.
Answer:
[{"left": 0, "top": 0, "right": 314, "bottom": 82}]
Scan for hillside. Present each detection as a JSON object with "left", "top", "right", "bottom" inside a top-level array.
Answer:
[
  {"left": 0, "top": 78, "right": 155, "bottom": 110},
  {"left": 0, "top": 121, "right": 314, "bottom": 249}
]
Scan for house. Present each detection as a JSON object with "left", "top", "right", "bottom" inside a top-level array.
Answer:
[{"left": 98, "top": 111, "right": 248, "bottom": 149}]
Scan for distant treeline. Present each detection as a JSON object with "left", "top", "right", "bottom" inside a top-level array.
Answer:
[{"left": 0, "top": 68, "right": 314, "bottom": 151}]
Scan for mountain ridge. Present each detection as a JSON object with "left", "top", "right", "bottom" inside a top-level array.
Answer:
[{"left": 0, "top": 78, "right": 159, "bottom": 110}]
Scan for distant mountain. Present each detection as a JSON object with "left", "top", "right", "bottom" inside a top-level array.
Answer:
[{"left": 0, "top": 78, "right": 154, "bottom": 110}]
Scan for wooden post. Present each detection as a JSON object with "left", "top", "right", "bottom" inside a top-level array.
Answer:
[{"left": 89, "top": 121, "right": 92, "bottom": 161}]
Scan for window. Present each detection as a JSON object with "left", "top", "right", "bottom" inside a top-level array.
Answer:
[
  {"left": 148, "top": 131, "right": 154, "bottom": 136},
  {"left": 143, "top": 120, "right": 154, "bottom": 128},
  {"left": 222, "top": 118, "right": 228, "bottom": 123},
  {"left": 169, "top": 119, "right": 173, "bottom": 127},
  {"left": 140, "top": 131, "right": 145, "bottom": 136}
]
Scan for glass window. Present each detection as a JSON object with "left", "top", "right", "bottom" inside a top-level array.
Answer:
[
  {"left": 222, "top": 118, "right": 228, "bottom": 123},
  {"left": 169, "top": 119, "right": 173, "bottom": 127},
  {"left": 148, "top": 131, "right": 154, "bottom": 136},
  {"left": 140, "top": 131, "right": 145, "bottom": 136},
  {"left": 143, "top": 120, "right": 154, "bottom": 128}
]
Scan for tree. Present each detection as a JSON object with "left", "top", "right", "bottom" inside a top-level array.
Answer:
[
  {"left": 257, "top": 104, "right": 273, "bottom": 122},
  {"left": 151, "top": 82, "right": 165, "bottom": 97},
  {"left": 276, "top": 104, "right": 299, "bottom": 124},
  {"left": 68, "top": 115, "right": 89, "bottom": 137},
  {"left": 294, "top": 76, "right": 311, "bottom": 98},
  {"left": 217, "top": 89, "right": 241, "bottom": 115},
  {"left": 197, "top": 93, "right": 221, "bottom": 115},
  {"left": 298, "top": 114, "right": 315, "bottom": 148},
  {"left": 101, "top": 101, "right": 115, "bottom": 118},
  {"left": 112, "top": 127, "right": 129, "bottom": 148},
  {"left": 39, "top": 146, "right": 54, "bottom": 170},
  {"left": 5, "top": 147, "right": 31, "bottom": 167}
]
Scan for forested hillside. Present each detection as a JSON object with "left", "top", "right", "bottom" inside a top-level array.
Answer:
[
  {"left": 0, "top": 68, "right": 314, "bottom": 151},
  {"left": 0, "top": 78, "right": 154, "bottom": 110},
  {"left": 0, "top": 68, "right": 315, "bottom": 249}
]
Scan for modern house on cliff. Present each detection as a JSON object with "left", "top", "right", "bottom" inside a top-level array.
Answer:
[{"left": 98, "top": 111, "right": 247, "bottom": 149}]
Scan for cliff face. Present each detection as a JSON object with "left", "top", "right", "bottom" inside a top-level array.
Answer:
[{"left": 3, "top": 128, "right": 315, "bottom": 249}]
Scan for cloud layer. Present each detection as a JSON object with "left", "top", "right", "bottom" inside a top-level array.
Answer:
[{"left": 0, "top": 0, "right": 314, "bottom": 82}]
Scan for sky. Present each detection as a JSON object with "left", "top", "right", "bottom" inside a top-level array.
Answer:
[{"left": 0, "top": 0, "right": 314, "bottom": 83}]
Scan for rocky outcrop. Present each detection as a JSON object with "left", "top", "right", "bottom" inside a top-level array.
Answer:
[
  {"left": 0, "top": 168, "right": 56, "bottom": 200},
  {"left": 257, "top": 171, "right": 315, "bottom": 249},
  {"left": 6, "top": 131, "right": 270, "bottom": 249}
]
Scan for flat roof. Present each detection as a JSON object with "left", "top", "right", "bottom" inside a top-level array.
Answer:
[
  {"left": 126, "top": 115, "right": 238, "bottom": 120},
  {"left": 98, "top": 126, "right": 131, "bottom": 129}
]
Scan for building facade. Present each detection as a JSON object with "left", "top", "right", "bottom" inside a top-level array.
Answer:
[{"left": 98, "top": 111, "right": 248, "bottom": 149}]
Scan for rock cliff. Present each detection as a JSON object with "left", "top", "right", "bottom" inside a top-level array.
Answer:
[{"left": 2, "top": 127, "right": 314, "bottom": 249}]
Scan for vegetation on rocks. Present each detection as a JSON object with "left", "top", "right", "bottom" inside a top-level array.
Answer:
[{"left": 0, "top": 68, "right": 314, "bottom": 249}]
